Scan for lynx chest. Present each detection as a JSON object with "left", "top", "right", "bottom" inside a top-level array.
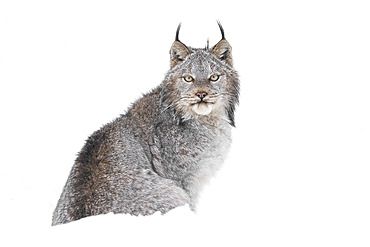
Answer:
[{"left": 155, "top": 119, "right": 232, "bottom": 188}]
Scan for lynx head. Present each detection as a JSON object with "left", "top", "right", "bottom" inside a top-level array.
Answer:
[{"left": 161, "top": 22, "right": 239, "bottom": 126}]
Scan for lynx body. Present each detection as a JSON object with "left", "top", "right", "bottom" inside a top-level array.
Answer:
[{"left": 52, "top": 23, "right": 239, "bottom": 225}]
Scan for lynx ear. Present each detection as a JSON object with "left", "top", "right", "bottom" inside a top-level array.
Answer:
[
  {"left": 211, "top": 22, "right": 233, "bottom": 66},
  {"left": 170, "top": 41, "right": 190, "bottom": 67},
  {"left": 170, "top": 24, "right": 191, "bottom": 68},
  {"left": 211, "top": 40, "right": 232, "bottom": 66}
]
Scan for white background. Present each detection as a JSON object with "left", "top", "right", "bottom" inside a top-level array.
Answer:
[{"left": 1, "top": 0, "right": 369, "bottom": 246}]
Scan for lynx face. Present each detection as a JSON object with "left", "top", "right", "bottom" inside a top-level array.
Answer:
[
  {"left": 161, "top": 23, "right": 239, "bottom": 126},
  {"left": 172, "top": 51, "right": 235, "bottom": 117}
]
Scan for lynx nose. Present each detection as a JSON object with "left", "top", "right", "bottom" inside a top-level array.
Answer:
[{"left": 196, "top": 91, "right": 208, "bottom": 99}]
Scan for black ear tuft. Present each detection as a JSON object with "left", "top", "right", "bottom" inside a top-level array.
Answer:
[
  {"left": 175, "top": 23, "right": 181, "bottom": 41},
  {"left": 217, "top": 20, "right": 225, "bottom": 40},
  {"left": 211, "top": 22, "right": 233, "bottom": 66},
  {"left": 170, "top": 23, "right": 190, "bottom": 67}
]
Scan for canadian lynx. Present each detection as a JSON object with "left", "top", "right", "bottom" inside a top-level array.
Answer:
[{"left": 52, "top": 22, "right": 240, "bottom": 225}]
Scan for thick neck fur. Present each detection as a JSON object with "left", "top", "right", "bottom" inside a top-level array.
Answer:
[{"left": 152, "top": 100, "right": 232, "bottom": 208}]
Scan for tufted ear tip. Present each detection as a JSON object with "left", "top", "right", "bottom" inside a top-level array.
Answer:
[
  {"left": 170, "top": 24, "right": 191, "bottom": 67},
  {"left": 211, "top": 22, "right": 233, "bottom": 66}
]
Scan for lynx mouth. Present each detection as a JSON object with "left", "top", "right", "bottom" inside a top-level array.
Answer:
[
  {"left": 191, "top": 101, "right": 213, "bottom": 115},
  {"left": 191, "top": 101, "right": 208, "bottom": 105}
]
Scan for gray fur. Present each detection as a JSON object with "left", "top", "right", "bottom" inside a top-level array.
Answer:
[{"left": 52, "top": 23, "right": 240, "bottom": 225}]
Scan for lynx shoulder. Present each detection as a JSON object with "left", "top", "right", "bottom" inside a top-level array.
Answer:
[{"left": 52, "top": 22, "right": 240, "bottom": 225}]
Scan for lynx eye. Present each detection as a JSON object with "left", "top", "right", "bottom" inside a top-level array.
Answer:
[
  {"left": 183, "top": 75, "right": 194, "bottom": 83},
  {"left": 209, "top": 74, "right": 220, "bottom": 82}
]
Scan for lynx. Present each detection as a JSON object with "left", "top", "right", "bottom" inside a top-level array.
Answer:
[{"left": 52, "top": 22, "right": 240, "bottom": 225}]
